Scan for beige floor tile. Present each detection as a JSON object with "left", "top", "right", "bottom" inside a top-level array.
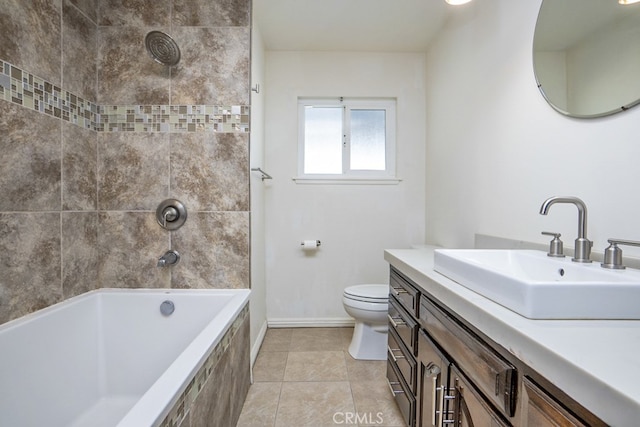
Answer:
[
  {"left": 275, "top": 381, "right": 355, "bottom": 427},
  {"left": 236, "top": 382, "right": 282, "bottom": 427},
  {"left": 290, "top": 327, "right": 353, "bottom": 352},
  {"left": 283, "top": 351, "right": 348, "bottom": 382},
  {"left": 260, "top": 328, "right": 293, "bottom": 352},
  {"left": 350, "top": 380, "right": 406, "bottom": 426},
  {"left": 252, "top": 351, "right": 289, "bottom": 382},
  {"left": 345, "top": 353, "right": 388, "bottom": 382}
]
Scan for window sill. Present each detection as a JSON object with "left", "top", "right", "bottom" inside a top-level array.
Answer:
[{"left": 292, "top": 176, "right": 402, "bottom": 185}]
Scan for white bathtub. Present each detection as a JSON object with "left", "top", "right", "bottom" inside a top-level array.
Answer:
[{"left": 0, "top": 288, "right": 250, "bottom": 427}]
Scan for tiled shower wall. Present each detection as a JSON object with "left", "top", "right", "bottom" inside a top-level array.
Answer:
[{"left": 0, "top": 0, "right": 251, "bottom": 324}]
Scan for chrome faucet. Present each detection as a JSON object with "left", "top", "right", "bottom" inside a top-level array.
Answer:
[
  {"left": 539, "top": 196, "right": 592, "bottom": 263},
  {"left": 157, "top": 249, "right": 180, "bottom": 267}
]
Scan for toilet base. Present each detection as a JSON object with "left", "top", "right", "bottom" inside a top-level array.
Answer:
[{"left": 348, "top": 322, "right": 388, "bottom": 360}]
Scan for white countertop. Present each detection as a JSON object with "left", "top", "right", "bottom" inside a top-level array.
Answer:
[{"left": 385, "top": 247, "right": 640, "bottom": 427}]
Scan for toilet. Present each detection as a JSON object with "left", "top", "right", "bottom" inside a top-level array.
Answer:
[{"left": 342, "top": 284, "right": 389, "bottom": 360}]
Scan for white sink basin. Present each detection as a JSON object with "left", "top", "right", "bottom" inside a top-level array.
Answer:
[{"left": 433, "top": 249, "right": 640, "bottom": 319}]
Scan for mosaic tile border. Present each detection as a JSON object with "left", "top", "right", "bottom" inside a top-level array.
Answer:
[
  {"left": 0, "top": 59, "right": 250, "bottom": 133},
  {"left": 159, "top": 303, "right": 249, "bottom": 427}
]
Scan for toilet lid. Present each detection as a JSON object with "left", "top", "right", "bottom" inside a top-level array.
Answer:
[{"left": 344, "top": 284, "right": 389, "bottom": 302}]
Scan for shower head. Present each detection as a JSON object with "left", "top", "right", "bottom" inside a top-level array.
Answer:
[{"left": 145, "top": 31, "right": 181, "bottom": 66}]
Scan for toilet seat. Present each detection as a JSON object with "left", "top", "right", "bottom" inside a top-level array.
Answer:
[{"left": 343, "top": 284, "right": 388, "bottom": 304}]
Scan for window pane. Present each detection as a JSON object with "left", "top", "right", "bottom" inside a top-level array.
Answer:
[
  {"left": 304, "top": 107, "right": 343, "bottom": 174},
  {"left": 350, "top": 109, "right": 386, "bottom": 170}
]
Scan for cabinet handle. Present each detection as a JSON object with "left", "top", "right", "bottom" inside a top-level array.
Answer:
[
  {"left": 424, "top": 363, "right": 442, "bottom": 426},
  {"left": 442, "top": 387, "right": 457, "bottom": 425},
  {"left": 391, "top": 286, "right": 408, "bottom": 296},
  {"left": 431, "top": 376, "right": 439, "bottom": 426},
  {"left": 387, "top": 346, "right": 406, "bottom": 363},
  {"left": 387, "top": 314, "right": 406, "bottom": 328},
  {"left": 386, "top": 379, "right": 405, "bottom": 396}
]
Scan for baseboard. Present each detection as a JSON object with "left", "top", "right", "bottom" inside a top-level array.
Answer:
[{"left": 267, "top": 317, "right": 355, "bottom": 328}]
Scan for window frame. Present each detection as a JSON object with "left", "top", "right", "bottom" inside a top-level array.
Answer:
[{"left": 295, "top": 97, "right": 398, "bottom": 184}]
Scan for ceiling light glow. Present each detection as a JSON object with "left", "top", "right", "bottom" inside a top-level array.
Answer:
[{"left": 446, "top": 0, "right": 473, "bottom": 4}]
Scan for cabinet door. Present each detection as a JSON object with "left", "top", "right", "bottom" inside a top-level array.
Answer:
[
  {"left": 448, "top": 365, "right": 511, "bottom": 427},
  {"left": 417, "top": 330, "right": 450, "bottom": 427},
  {"left": 523, "top": 378, "right": 589, "bottom": 427}
]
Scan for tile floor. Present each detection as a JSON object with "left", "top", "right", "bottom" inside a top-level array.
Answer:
[{"left": 236, "top": 327, "right": 405, "bottom": 427}]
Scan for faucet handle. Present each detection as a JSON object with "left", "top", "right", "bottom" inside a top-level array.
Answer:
[
  {"left": 601, "top": 239, "right": 640, "bottom": 269},
  {"left": 542, "top": 231, "right": 565, "bottom": 257}
]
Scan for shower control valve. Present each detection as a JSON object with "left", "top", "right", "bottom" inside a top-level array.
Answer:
[{"left": 156, "top": 199, "right": 187, "bottom": 230}]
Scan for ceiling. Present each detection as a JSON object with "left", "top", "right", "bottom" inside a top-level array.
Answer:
[{"left": 253, "top": 0, "right": 453, "bottom": 52}]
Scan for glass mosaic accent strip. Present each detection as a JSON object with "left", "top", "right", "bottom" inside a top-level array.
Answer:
[
  {"left": 0, "top": 60, "right": 98, "bottom": 129},
  {"left": 99, "top": 104, "right": 250, "bottom": 133},
  {"left": 159, "top": 303, "right": 249, "bottom": 427},
  {"left": 0, "top": 59, "right": 250, "bottom": 133}
]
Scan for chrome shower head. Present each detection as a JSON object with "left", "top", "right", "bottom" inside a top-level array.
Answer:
[{"left": 145, "top": 31, "right": 181, "bottom": 66}]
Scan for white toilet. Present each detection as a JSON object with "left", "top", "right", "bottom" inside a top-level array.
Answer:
[{"left": 342, "top": 284, "right": 389, "bottom": 360}]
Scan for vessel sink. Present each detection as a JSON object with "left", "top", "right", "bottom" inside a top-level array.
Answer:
[{"left": 433, "top": 249, "right": 640, "bottom": 319}]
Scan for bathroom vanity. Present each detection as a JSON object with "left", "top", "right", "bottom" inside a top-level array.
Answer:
[{"left": 385, "top": 247, "right": 640, "bottom": 427}]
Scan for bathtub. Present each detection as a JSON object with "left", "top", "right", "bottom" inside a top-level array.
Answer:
[{"left": 0, "top": 288, "right": 250, "bottom": 427}]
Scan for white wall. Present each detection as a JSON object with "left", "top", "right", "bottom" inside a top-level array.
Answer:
[
  {"left": 425, "top": 0, "right": 640, "bottom": 258},
  {"left": 249, "top": 21, "right": 267, "bottom": 361},
  {"left": 264, "top": 52, "right": 427, "bottom": 325}
]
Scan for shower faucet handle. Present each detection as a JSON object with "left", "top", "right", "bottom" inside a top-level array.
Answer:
[{"left": 542, "top": 231, "right": 564, "bottom": 257}]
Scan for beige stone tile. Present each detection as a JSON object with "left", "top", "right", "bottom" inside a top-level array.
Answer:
[
  {"left": 98, "top": 0, "right": 170, "bottom": 26},
  {"left": 290, "top": 327, "right": 353, "bottom": 352},
  {"left": 170, "top": 27, "right": 250, "bottom": 105},
  {"left": 0, "top": 0, "right": 61, "bottom": 85},
  {"left": 236, "top": 382, "right": 281, "bottom": 427},
  {"left": 62, "top": 212, "right": 99, "bottom": 298},
  {"left": 260, "top": 328, "right": 293, "bottom": 352},
  {"left": 97, "top": 212, "right": 171, "bottom": 288},
  {"left": 63, "top": 0, "right": 97, "bottom": 100},
  {"left": 0, "top": 103, "right": 61, "bottom": 211},
  {"left": 97, "top": 26, "right": 171, "bottom": 105},
  {"left": 283, "top": 351, "right": 348, "bottom": 382},
  {"left": 345, "top": 353, "right": 387, "bottom": 382},
  {"left": 275, "top": 381, "right": 355, "bottom": 427},
  {"left": 171, "top": 212, "right": 249, "bottom": 289},
  {"left": 252, "top": 351, "right": 288, "bottom": 382},
  {"left": 62, "top": 121, "right": 97, "bottom": 210},
  {"left": 173, "top": 0, "right": 250, "bottom": 27},
  {"left": 0, "top": 213, "right": 62, "bottom": 323},
  {"left": 69, "top": 0, "right": 97, "bottom": 23},
  {"left": 170, "top": 132, "right": 249, "bottom": 212},
  {"left": 97, "top": 132, "right": 170, "bottom": 210},
  {"left": 350, "top": 380, "right": 406, "bottom": 426}
]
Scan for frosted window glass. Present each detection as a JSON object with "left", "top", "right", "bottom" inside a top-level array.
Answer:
[
  {"left": 304, "top": 107, "right": 343, "bottom": 174},
  {"left": 350, "top": 109, "right": 386, "bottom": 170}
]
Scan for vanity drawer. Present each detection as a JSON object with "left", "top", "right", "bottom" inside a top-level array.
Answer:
[
  {"left": 387, "top": 359, "right": 416, "bottom": 427},
  {"left": 388, "top": 295, "right": 418, "bottom": 357},
  {"left": 388, "top": 327, "right": 417, "bottom": 392},
  {"left": 419, "top": 295, "right": 518, "bottom": 419},
  {"left": 390, "top": 267, "right": 420, "bottom": 316}
]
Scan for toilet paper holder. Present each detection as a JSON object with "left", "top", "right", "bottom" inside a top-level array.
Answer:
[{"left": 301, "top": 240, "right": 321, "bottom": 247}]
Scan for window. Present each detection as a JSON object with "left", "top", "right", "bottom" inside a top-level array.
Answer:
[{"left": 297, "top": 98, "right": 397, "bottom": 182}]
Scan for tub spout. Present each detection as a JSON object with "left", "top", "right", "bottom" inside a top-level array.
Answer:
[{"left": 157, "top": 250, "right": 180, "bottom": 267}]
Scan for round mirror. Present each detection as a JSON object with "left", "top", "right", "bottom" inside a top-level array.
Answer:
[{"left": 533, "top": 0, "right": 640, "bottom": 118}]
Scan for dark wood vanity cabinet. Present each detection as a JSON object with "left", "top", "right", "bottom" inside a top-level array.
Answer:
[
  {"left": 387, "top": 266, "right": 607, "bottom": 427},
  {"left": 387, "top": 269, "right": 420, "bottom": 426},
  {"left": 522, "top": 378, "right": 590, "bottom": 427}
]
